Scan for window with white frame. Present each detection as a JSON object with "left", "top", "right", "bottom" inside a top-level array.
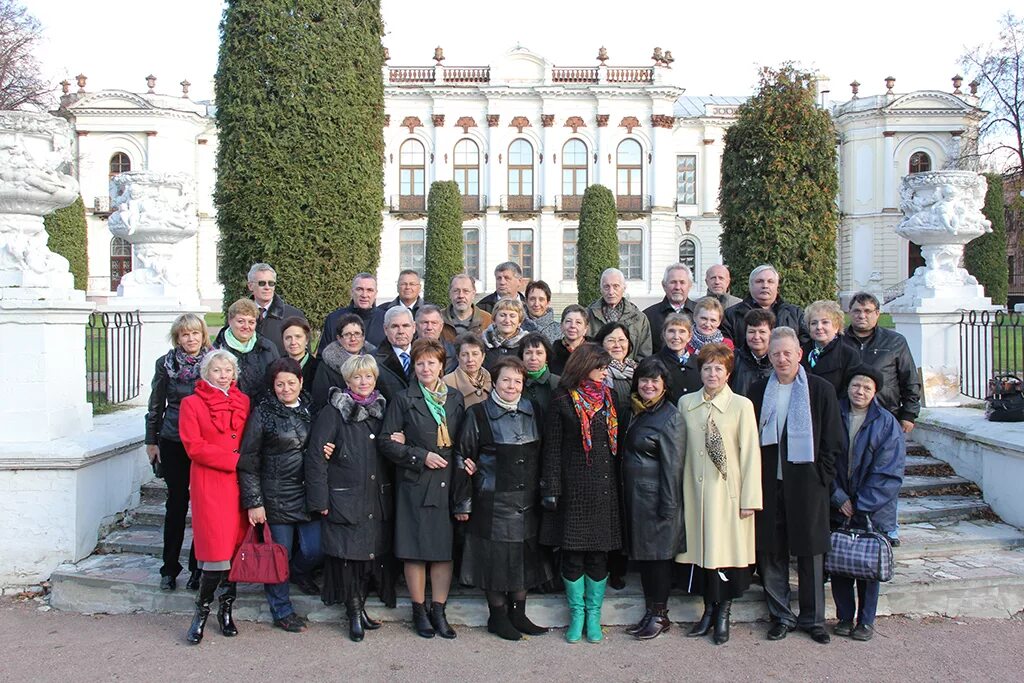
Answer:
[
  {"left": 563, "top": 228, "right": 578, "bottom": 280},
  {"left": 508, "top": 228, "right": 534, "bottom": 279},
  {"left": 676, "top": 155, "right": 696, "bottom": 205},
  {"left": 463, "top": 228, "right": 479, "bottom": 281},
  {"left": 399, "top": 227, "right": 425, "bottom": 274},
  {"left": 618, "top": 228, "right": 643, "bottom": 280}
]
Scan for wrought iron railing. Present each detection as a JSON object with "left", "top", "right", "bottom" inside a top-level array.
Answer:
[
  {"left": 500, "top": 194, "right": 541, "bottom": 212},
  {"left": 86, "top": 310, "right": 142, "bottom": 407},
  {"left": 389, "top": 194, "right": 426, "bottom": 212},
  {"left": 616, "top": 194, "right": 651, "bottom": 212},
  {"left": 555, "top": 194, "right": 584, "bottom": 212},
  {"left": 959, "top": 309, "right": 1024, "bottom": 399},
  {"left": 461, "top": 194, "right": 487, "bottom": 212}
]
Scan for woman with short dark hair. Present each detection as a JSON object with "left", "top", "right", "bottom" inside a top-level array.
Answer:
[
  {"left": 214, "top": 298, "right": 280, "bottom": 400},
  {"left": 595, "top": 322, "right": 635, "bottom": 424},
  {"left": 550, "top": 305, "right": 590, "bottom": 375},
  {"left": 280, "top": 316, "right": 318, "bottom": 389},
  {"left": 525, "top": 280, "right": 562, "bottom": 343},
  {"left": 443, "top": 333, "right": 492, "bottom": 408},
  {"left": 311, "top": 313, "right": 374, "bottom": 413},
  {"left": 518, "top": 332, "right": 559, "bottom": 418}
]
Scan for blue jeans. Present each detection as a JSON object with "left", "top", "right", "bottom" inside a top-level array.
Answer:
[
  {"left": 264, "top": 520, "right": 323, "bottom": 620},
  {"left": 831, "top": 575, "right": 880, "bottom": 626}
]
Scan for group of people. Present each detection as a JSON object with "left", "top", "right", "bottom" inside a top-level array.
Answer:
[{"left": 145, "top": 258, "right": 919, "bottom": 646}]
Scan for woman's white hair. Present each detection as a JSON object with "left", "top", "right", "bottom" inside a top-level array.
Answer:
[{"left": 199, "top": 349, "right": 239, "bottom": 382}]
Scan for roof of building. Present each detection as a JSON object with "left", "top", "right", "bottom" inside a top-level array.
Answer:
[{"left": 674, "top": 95, "right": 748, "bottom": 118}]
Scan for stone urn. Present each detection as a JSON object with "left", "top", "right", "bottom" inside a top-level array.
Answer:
[
  {"left": 889, "top": 170, "right": 992, "bottom": 311},
  {"left": 0, "top": 111, "right": 80, "bottom": 292},
  {"left": 108, "top": 171, "right": 197, "bottom": 301}
]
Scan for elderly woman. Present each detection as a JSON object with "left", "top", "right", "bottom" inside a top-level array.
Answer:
[
  {"left": 482, "top": 298, "right": 530, "bottom": 369},
  {"left": 540, "top": 344, "right": 622, "bottom": 643},
  {"left": 519, "top": 332, "right": 560, "bottom": 418},
  {"left": 655, "top": 312, "right": 702, "bottom": 404},
  {"left": 453, "top": 356, "right": 552, "bottom": 641},
  {"left": 281, "top": 316, "right": 319, "bottom": 389},
  {"left": 621, "top": 357, "right": 685, "bottom": 640},
  {"left": 831, "top": 367, "right": 905, "bottom": 642},
  {"left": 146, "top": 313, "right": 210, "bottom": 592},
  {"left": 306, "top": 354, "right": 397, "bottom": 642},
  {"left": 549, "top": 304, "right": 590, "bottom": 375},
  {"left": 686, "top": 297, "right": 734, "bottom": 355},
  {"left": 443, "top": 333, "right": 492, "bottom": 408},
  {"left": 312, "top": 313, "right": 375, "bottom": 413},
  {"left": 525, "top": 280, "right": 562, "bottom": 343},
  {"left": 214, "top": 298, "right": 280, "bottom": 400},
  {"left": 802, "top": 300, "right": 861, "bottom": 396},
  {"left": 178, "top": 350, "right": 251, "bottom": 645},
  {"left": 675, "top": 343, "right": 762, "bottom": 645},
  {"left": 237, "top": 358, "right": 321, "bottom": 634},
  {"left": 379, "top": 338, "right": 466, "bottom": 639}
]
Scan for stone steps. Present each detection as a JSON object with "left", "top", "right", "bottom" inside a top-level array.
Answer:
[
  {"left": 900, "top": 474, "right": 976, "bottom": 495},
  {"left": 897, "top": 495, "right": 991, "bottom": 523}
]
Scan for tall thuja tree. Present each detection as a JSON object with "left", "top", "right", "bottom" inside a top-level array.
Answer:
[
  {"left": 576, "top": 184, "right": 618, "bottom": 305},
  {"left": 719, "top": 65, "right": 839, "bottom": 305},
  {"left": 215, "top": 0, "right": 385, "bottom": 326},
  {"left": 424, "top": 180, "right": 463, "bottom": 307},
  {"left": 964, "top": 172, "right": 1008, "bottom": 305},
  {"left": 43, "top": 195, "right": 88, "bottom": 290}
]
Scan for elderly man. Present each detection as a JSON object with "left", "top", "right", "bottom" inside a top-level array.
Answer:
[
  {"left": 750, "top": 327, "right": 843, "bottom": 645},
  {"left": 723, "top": 265, "right": 808, "bottom": 345},
  {"left": 705, "top": 264, "right": 742, "bottom": 310},
  {"left": 317, "top": 273, "right": 380, "bottom": 356},
  {"left": 441, "top": 274, "right": 492, "bottom": 342},
  {"left": 587, "top": 268, "right": 652, "bottom": 360},
  {"left": 730, "top": 308, "right": 776, "bottom": 397},
  {"left": 415, "top": 304, "right": 457, "bottom": 373},
  {"left": 367, "top": 270, "right": 424, "bottom": 347},
  {"left": 643, "top": 263, "right": 697, "bottom": 353},
  {"left": 247, "top": 263, "right": 305, "bottom": 358},
  {"left": 374, "top": 305, "right": 416, "bottom": 402},
  {"left": 477, "top": 261, "right": 526, "bottom": 314}
]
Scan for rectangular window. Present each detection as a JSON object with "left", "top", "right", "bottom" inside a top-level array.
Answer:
[
  {"left": 563, "top": 228, "right": 578, "bottom": 280},
  {"left": 455, "top": 168, "right": 479, "bottom": 198},
  {"left": 463, "top": 228, "right": 479, "bottom": 281},
  {"left": 508, "top": 228, "right": 534, "bottom": 280},
  {"left": 676, "top": 155, "right": 697, "bottom": 205},
  {"left": 618, "top": 228, "right": 642, "bottom": 280},
  {"left": 399, "top": 228, "right": 425, "bottom": 275},
  {"left": 400, "top": 168, "right": 425, "bottom": 196}
]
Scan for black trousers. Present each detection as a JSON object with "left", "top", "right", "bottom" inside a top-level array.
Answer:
[
  {"left": 160, "top": 437, "right": 197, "bottom": 578},
  {"left": 636, "top": 560, "right": 672, "bottom": 604},
  {"left": 561, "top": 551, "right": 608, "bottom": 582},
  {"left": 758, "top": 485, "right": 825, "bottom": 628}
]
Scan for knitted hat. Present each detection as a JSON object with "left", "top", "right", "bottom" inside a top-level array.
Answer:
[{"left": 849, "top": 365, "right": 884, "bottom": 392}]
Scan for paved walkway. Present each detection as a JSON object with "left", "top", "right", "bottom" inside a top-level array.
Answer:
[{"left": 2, "top": 598, "right": 1021, "bottom": 681}]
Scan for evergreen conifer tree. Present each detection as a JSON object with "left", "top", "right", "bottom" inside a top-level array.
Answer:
[
  {"left": 576, "top": 184, "right": 618, "bottom": 305},
  {"left": 424, "top": 180, "right": 464, "bottom": 307},
  {"left": 43, "top": 195, "right": 88, "bottom": 290},
  {"left": 964, "top": 172, "right": 1008, "bottom": 305}
]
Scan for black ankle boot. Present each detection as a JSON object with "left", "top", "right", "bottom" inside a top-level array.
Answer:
[
  {"left": 411, "top": 602, "right": 435, "bottom": 638},
  {"left": 360, "top": 586, "right": 381, "bottom": 630},
  {"left": 186, "top": 572, "right": 220, "bottom": 644},
  {"left": 186, "top": 569, "right": 202, "bottom": 591},
  {"left": 508, "top": 599, "right": 548, "bottom": 635},
  {"left": 429, "top": 601, "right": 456, "bottom": 639},
  {"left": 635, "top": 603, "right": 671, "bottom": 640},
  {"left": 346, "top": 598, "right": 365, "bottom": 642},
  {"left": 688, "top": 599, "right": 716, "bottom": 638},
  {"left": 217, "top": 581, "right": 238, "bottom": 637},
  {"left": 713, "top": 600, "right": 732, "bottom": 645},
  {"left": 627, "top": 601, "right": 653, "bottom": 636},
  {"left": 487, "top": 604, "right": 522, "bottom": 641}
]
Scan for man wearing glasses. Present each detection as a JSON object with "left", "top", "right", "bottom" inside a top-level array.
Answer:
[{"left": 247, "top": 263, "right": 305, "bottom": 357}]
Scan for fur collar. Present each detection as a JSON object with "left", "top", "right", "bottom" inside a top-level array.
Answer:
[{"left": 328, "top": 387, "right": 386, "bottom": 422}]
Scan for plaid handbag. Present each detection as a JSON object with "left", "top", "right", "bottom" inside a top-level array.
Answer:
[{"left": 825, "top": 517, "right": 894, "bottom": 582}]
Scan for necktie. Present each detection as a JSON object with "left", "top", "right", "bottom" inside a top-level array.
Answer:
[
  {"left": 808, "top": 346, "right": 821, "bottom": 368},
  {"left": 400, "top": 351, "right": 411, "bottom": 374}
]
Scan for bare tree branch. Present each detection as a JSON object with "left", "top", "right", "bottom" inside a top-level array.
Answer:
[{"left": 0, "top": 0, "right": 50, "bottom": 110}]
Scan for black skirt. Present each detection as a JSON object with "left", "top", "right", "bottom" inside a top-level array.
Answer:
[
  {"left": 682, "top": 564, "right": 753, "bottom": 602},
  {"left": 459, "top": 535, "right": 553, "bottom": 593},
  {"left": 321, "top": 554, "right": 399, "bottom": 608}
]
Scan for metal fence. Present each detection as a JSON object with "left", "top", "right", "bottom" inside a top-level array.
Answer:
[
  {"left": 86, "top": 311, "right": 142, "bottom": 407},
  {"left": 959, "top": 309, "right": 1024, "bottom": 399}
]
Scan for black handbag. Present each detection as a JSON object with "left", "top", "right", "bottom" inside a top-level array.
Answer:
[
  {"left": 825, "top": 516, "right": 894, "bottom": 582},
  {"left": 986, "top": 375, "right": 1024, "bottom": 423}
]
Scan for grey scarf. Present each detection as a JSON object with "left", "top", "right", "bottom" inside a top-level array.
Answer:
[{"left": 759, "top": 366, "right": 815, "bottom": 464}]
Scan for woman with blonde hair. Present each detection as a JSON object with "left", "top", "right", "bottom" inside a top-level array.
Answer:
[
  {"left": 214, "top": 298, "right": 279, "bottom": 399},
  {"left": 482, "top": 298, "right": 530, "bottom": 369},
  {"left": 802, "top": 300, "right": 862, "bottom": 396},
  {"left": 686, "top": 297, "right": 734, "bottom": 355}
]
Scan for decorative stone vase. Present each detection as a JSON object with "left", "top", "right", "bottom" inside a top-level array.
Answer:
[
  {"left": 0, "top": 111, "right": 80, "bottom": 292},
  {"left": 107, "top": 171, "right": 198, "bottom": 301}
]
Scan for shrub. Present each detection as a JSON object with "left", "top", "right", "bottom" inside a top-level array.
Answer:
[
  {"left": 576, "top": 184, "right": 618, "bottom": 305},
  {"left": 964, "top": 172, "right": 1008, "bottom": 305},
  {"left": 43, "top": 195, "right": 88, "bottom": 290}
]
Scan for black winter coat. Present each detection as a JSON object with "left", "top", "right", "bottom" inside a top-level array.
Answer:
[
  {"left": 843, "top": 326, "right": 922, "bottom": 423},
  {"left": 317, "top": 302, "right": 378, "bottom": 357},
  {"left": 657, "top": 347, "right": 702, "bottom": 405},
  {"left": 643, "top": 297, "right": 696, "bottom": 353},
  {"left": 801, "top": 336, "right": 862, "bottom": 397},
  {"left": 620, "top": 400, "right": 685, "bottom": 561},
  {"left": 539, "top": 389, "right": 623, "bottom": 552},
  {"left": 549, "top": 338, "right": 589, "bottom": 376},
  {"left": 749, "top": 373, "right": 843, "bottom": 556},
  {"left": 310, "top": 341, "right": 376, "bottom": 415},
  {"left": 723, "top": 296, "right": 809, "bottom": 346},
  {"left": 237, "top": 393, "right": 313, "bottom": 524},
  {"left": 305, "top": 389, "right": 393, "bottom": 561},
  {"left": 729, "top": 347, "right": 773, "bottom": 397},
  {"left": 145, "top": 350, "right": 202, "bottom": 444},
  {"left": 378, "top": 383, "right": 466, "bottom": 561},
  {"left": 213, "top": 329, "right": 280, "bottom": 401},
  {"left": 523, "top": 371, "right": 559, "bottom": 424},
  {"left": 254, "top": 294, "right": 305, "bottom": 358}
]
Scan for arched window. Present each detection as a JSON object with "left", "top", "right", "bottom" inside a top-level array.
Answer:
[
  {"left": 909, "top": 151, "right": 931, "bottom": 175},
  {"left": 561, "top": 139, "right": 588, "bottom": 210},
  {"left": 616, "top": 139, "right": 643, "bottom": 210},
  {"left": 679, "top": 238, "right": 697, "bottom": 278},
  {"left": 506, "top": 139, "right": 534, "bottom": 211},
  {"left": 454, "top": 139, "right": 480, "bottom": 211},
  {"left": 110, "top": 237, "right": 132, "bottom": 291},
  {"left": 399, "top": 227, "right": 425, "bottom": 274},
  {"left": 109, "top": 152, "right": 131, "bottom": 178},
  {"left": 399, "top": 140, "right": 426, "bottom": 210}
]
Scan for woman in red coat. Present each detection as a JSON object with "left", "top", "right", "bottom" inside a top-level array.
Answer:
[{"left": 178, "top": 349, "right": 251, "bottom": 645}]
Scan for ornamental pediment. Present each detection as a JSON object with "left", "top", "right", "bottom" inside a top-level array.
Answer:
[
  {"left": 885, "top": 91, "right": 975, "bottom": 113},
  {"left": 64, "top": 90, "right": 156, "bottom": 111},
  {"left": 489, "top": 46, "right": 551, "bottom": 86}
]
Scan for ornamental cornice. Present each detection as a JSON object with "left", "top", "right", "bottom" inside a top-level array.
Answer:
[
  {"left": 835, "top": 108, "right": 987, "bottom": 124},
  {"left": 63, "top": 107, "right": 208, "bottom": 124}
]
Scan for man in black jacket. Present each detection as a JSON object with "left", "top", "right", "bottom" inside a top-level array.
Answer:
[
  {"left": 374, "top": 305, "right": 415, "bottom": 402},
  {"left": 723, "top": 264, "right": 808, "bottom": 345},
  {"left": 643, "top": 263, "right": 697, "bottom": 353},
  {"left": 477, "top": 261, "right": 526, "bottom": 314},
  {"left": 248, "top": 263, "right": 305, "bottom": 357},
  {"left": 366, "top": 270, "right": 423, "bottom": 347},
  {"left": 317, "top": 273, "right": 380, "bottom": 357}
]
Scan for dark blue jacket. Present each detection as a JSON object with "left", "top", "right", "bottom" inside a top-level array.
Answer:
[{"left": 832, "top": 398, "right": 906, "bottom": 533}]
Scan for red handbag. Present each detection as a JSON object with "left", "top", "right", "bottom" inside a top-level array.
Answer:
[{"left": 228, "top": 524, "right": 290, "bottom": 584}]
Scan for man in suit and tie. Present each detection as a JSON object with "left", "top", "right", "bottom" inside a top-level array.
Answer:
[{"left": 374, "top": 305, "right": 415, "bottom": 402}]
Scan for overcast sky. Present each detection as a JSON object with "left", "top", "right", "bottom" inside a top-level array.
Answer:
[{"left": 28, "top": 0, "right": 1013, "bottom": 104}]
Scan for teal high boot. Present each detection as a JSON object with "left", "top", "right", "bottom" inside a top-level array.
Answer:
[
  {"left": 562, "top": 575, "right": 585, "bottom": 643},
  {"left": 583, "top": 575, "right": 608, "bottom": 643}
]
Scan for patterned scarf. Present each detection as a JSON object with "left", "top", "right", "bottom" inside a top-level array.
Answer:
[
  {"left": 569, "top": 379, "right": 618, "bottom": 462},
  {"left": 608, "top": 358, "right": 636, "bottom": 382},
  {"left": 688, "top": 327, "right": 725, "bottom": 353},
  {"left": 344, "top": 387, "right": 381, "bottom": 407},
  {"left": 630, "top": 391, "right": 665, "bottom": 416},
  {"left": 419, "top": 380, "right": 452, "bottom": 448},
  {"left": 165, "top": 346, "right": 208, "bottom": 383},
  {"left": 602, "top": 301, "right": 624, "bottom": 322},
  {"left": 450, "top": 366, "right": 491, "bottom": 399},
  {"left": 702, "top": 390, "right": 729, "bottom": 479}
]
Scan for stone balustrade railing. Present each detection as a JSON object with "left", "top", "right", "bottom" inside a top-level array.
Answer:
[{"left": 387, "top": 64, "right": 656, "bottom": 86}]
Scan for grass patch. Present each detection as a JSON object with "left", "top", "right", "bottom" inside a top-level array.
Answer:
[{"left": 205, "top": 312, "right": 225, "bottom": 329}]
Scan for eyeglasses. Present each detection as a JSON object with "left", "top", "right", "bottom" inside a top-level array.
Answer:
[
  {"left": 254, "top": 280, "right": 276, "bottom": 287},
  {"left": 340, "top": 331, "right": 364, "bottom": 339}
]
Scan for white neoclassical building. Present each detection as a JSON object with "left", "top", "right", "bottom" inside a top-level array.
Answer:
[{"left": 53, "top": 48, "right": 985, "bottom": 309}]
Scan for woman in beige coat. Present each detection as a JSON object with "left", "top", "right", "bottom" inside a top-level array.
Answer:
[{"left": 674, "top": 343, "right": 762, "bottom": 645}]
